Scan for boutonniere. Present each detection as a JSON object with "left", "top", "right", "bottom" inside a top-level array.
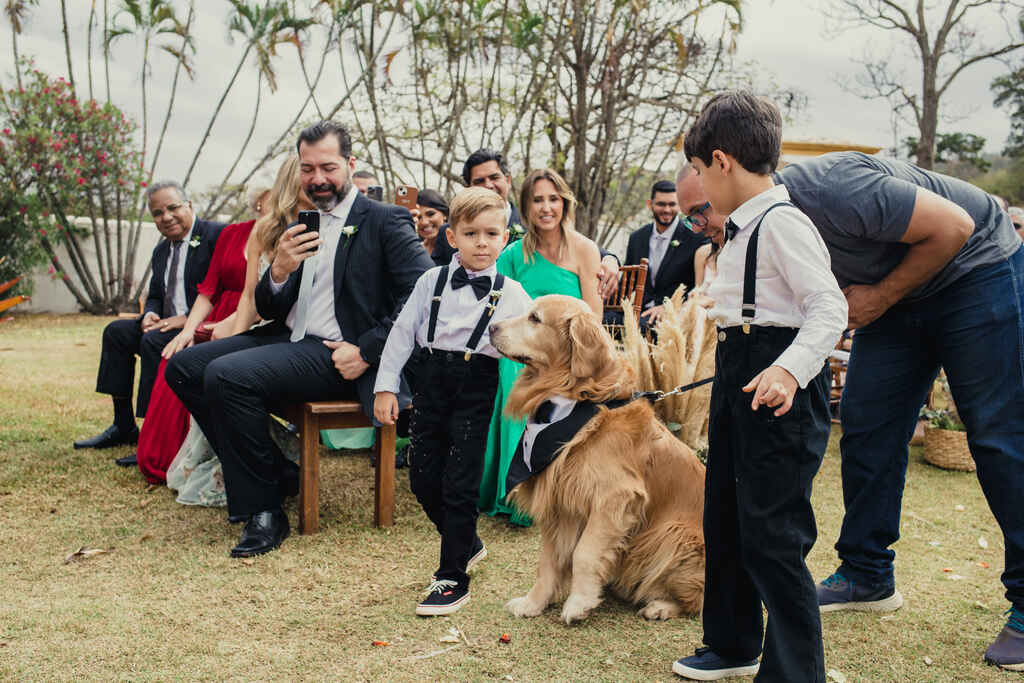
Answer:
[
  {"left": 341, "top": 225, "right": 358, "bottom": 243},
  {"left": 188, "top": 235, "right": 201, "bottom": 248},
  {"left": 670, "top": 239, "right": 680, "bottom": 248},
  {"left": 510, "top": 223, "right": 525, "bottom": 237}
]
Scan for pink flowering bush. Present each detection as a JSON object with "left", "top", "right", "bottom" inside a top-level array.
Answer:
[{"left": 0, "top": 65, "right": 146, "bottom": 310}]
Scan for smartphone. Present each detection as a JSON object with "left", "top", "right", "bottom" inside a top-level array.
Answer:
[
  {"left": 367, "top": 185, "right": 384, "bottom": 202},
  {"left": 394, "top": 185, "right": 418, "bottom": 212},
  {"left": 297, "top": 210, "right": 319, "bottom": 236}
]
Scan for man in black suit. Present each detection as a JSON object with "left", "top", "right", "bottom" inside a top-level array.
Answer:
[
  {"left": 621, "top": 179, "right": 708, "bottom": 328},
  {"left": 166, "top": 121, "right": 433, "bottom": 558},
  {"left": 73, "top": 182, "right": 224, "bottom": 457}
]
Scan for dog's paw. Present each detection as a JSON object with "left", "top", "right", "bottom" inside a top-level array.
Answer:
[
  {"left": 638, "top": 599, "right": 682, "bottom": 621},
  {"left": 561, "top": 594, "right": 600, "bottom": 624},
  {"left": 505, "top": 596, "right": 545, "bottom": 618}
]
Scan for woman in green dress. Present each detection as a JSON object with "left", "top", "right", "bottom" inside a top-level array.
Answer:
[{"left": 478, "top": 168, "right": 604, "bottom": 525}]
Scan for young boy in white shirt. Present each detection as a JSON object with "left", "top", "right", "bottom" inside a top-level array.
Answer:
[
  {"left": 671, "top": 91, "right": 848, "bottom": 682},
  {"left": 374, "top": 187, "right": 532, "bottom": 616}
]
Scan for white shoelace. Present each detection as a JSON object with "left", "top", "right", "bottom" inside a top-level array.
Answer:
[{"left": 423, "top": 579, "right": 458, "bottom": 595}]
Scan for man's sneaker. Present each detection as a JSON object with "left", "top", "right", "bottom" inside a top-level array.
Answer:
[
  {"left": 672, "top": 647, "right": 759, "bottom": 680},
  {"left": 467, "top": 539, "right": 487, "bottom": 573},
  {"left": 984, "top": 606, "right": 1024, "bottom": 671},
  {"left": 416, "top": 579, "right": 469, "bottom": 616},
  {"left": 817, "top": 570, "right": 903, "bottom": 613}
]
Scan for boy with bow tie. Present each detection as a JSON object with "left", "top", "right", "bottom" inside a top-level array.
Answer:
[{"left": 374, "top": 187, "right": 532, "bottom": 615}]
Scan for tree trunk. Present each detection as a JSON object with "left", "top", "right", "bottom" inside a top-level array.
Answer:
[
  {"left": 916, "top": 55, "right": 939, "bottom": 169},
  {"left": 148, "top": 4, "right": 194, "bottom": 183},
  {"left": 59, "top": 0, "right": 76, "bottom": 97},
  {"left": 11, "top": 27, "right": 22, "bottom": 91}
]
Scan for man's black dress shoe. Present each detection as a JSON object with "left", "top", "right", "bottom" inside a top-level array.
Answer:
[
  {"left": 230, "top": 508, "right": 289, "bottom": 558},
  {"left": 227, "top": 514, "right": 249, "bottom": 524},
  {"left": 73, "top": 424, "right": 139, "bottom": 449},
  {"left": 114, "top": 453, "right": 138, "bottom": 467}
]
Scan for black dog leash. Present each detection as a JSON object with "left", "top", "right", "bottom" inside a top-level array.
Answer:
[{"left": 632, "top": 376, "right": 714, "bottom": 404}]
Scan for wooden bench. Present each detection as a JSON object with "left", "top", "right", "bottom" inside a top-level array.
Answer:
[{"left": 278, "top": 400, "right": 396, "bottom": 534}]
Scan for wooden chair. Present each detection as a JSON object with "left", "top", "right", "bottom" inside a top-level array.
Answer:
[
  {"left": 603, "top": 258, "right": 648, "bottom": 337},
  {"left": 277, "top": 400, "right": 396, "bottom": 535}
]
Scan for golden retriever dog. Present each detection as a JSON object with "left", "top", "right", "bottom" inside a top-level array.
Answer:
[{"left": 489, "top": 295, "right": 706, "bottom": 624}]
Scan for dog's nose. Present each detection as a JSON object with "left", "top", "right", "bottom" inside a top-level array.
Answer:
[{"left": 488, "top": 323, "right": 499, "bottom": 335}]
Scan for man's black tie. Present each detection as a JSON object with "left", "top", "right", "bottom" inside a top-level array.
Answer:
[
  {"left": 534, "top": 400, "right": 556, "bottom": 423},
  {"left": 451, "top": 267, "right": 491, "bottom": 300},
  {"left": 724, "top": 219, "right": 740, "bottom": 243}
]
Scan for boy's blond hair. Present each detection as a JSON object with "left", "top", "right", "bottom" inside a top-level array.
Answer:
[{"left": 449, "top": 186, "right": 507, "bottom": 232}]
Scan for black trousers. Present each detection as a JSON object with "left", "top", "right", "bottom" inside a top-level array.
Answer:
[
  {"left": 165, "top": 326, "right": 357, "bottom": 518},
  {"left": 408, "top": 350, "right": 498, "bottom": 587},
  {"left": 703, "top": 326, "right": 830, "bottom": 683},
  {"left": 96, "top": 317, "right": 177, "bottom": 417}
]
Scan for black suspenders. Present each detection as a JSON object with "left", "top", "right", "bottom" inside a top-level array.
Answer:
[
  {"left": 740, "top": 201, "right": 794, "bottom": 334},
  {"left": 426, "top": 266, "right": 506, "bottom": 359}
]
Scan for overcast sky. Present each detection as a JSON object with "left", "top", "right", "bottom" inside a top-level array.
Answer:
[{"left": 1, "top": 1, "right": 1016, "bottom": 193}]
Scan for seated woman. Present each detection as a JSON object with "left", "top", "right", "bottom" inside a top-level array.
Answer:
[
  {"left": 161, "top": 156, "right": 311, "bottom": 506},
  {"left": 414, "top": 189, "right": 450, "bottom": 264},
  {"left": 478, "top": 168, "right": 602, "bottom": 526}
]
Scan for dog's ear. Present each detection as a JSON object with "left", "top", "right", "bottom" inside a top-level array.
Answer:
[{"left": 568, "top": 311, "right": 609, "bottom": 378}]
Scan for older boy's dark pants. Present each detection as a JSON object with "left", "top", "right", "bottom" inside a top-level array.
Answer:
[
  {"left": 96, "top": 317, "right": 177, "bottom": 417},
  {"left": 703, "top": 326, "right": 830, "bottom": 683},
  {"left": 408, "top": 350, "right": 498, "bottom": 588}
]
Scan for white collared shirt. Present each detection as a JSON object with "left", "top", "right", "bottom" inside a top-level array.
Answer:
[
  {"left": 163, "top": 217, "right": 195, "bottom": 316},
  {"left": 271, "top": 186, "right": 359, "bottom": 340},
  {"left": 647, "top": 215, "right": 679, "bottom": 283},
  {"left": 706, "top": 184, "right": 847, "bottom": 388},
  {"left": 373, "top": 254, "right": 533, "bottom": 395}
]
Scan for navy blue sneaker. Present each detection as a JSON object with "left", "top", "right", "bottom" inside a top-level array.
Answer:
[
  {"left": 672, "top": 647, "right": 759, "bottom": 680},
  {"left": 817, "top": 570, "right": 903, "bottom": 613},
  {"left": 985, "top": 606, "right": 1024, "bottom": 671}
]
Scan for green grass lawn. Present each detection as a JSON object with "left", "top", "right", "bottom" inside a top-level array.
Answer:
[{"left": 0, "top": 314, "right": 1016, "bottom": 681}]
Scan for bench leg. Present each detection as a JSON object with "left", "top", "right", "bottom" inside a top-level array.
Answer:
[
  {"left": 374, "top": 423, "right": 396, "bottom": 527},
  {"left": 298, "top": 411, "right": 320, "bottom": 534}
]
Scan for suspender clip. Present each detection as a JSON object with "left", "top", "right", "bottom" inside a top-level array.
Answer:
[
  {"left": 742, "top": 322, "right": 750, "bottom": 335},
  {"left": 464, "top": 350, "right": 472, "bottom": 361}
]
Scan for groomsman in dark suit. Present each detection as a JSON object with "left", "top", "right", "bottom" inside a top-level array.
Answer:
[
  {"left": 166, "top": 121, "right": 433, "bottom": 558},
  {"left": 620, "top": 179, "right": 708, "bottom": 328},
  {"left": 73, "top": 182, "right": 224, "bottom": 456}
]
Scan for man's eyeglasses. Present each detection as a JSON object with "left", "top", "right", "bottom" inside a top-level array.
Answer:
[
  {"left": 682, "top": 202, "right": 711, "bottom": 231},
  {"left": 151, "top": 203, "right": 185, "bottom": 219}
]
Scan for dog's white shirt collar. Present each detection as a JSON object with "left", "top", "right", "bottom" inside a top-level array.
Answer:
[{"left": 522, "top": 396, "right": 577, "bottom": 472}]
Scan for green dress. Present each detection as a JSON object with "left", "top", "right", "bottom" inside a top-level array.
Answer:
[{"left": 478, "top": 240, "right": 583, "bottom": 526}]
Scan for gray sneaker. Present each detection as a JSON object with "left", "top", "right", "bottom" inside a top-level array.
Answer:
[{"left": 984, "top": 607, "right": 1024, "bottom": 671}]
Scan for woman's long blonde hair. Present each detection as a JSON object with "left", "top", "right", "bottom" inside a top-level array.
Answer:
[
  {"left": 254, "top": 155, "right": 308, "bottom": 255},
  {"left": 519, "top": 167, "right": 578, "bottom": 264}
]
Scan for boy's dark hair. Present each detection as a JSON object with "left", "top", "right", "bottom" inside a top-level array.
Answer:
[
  {"left": 462, "top": 148, "right": 510, "bottom": 185},
  {"left": 683, "top": 91, "right": 782, "bottom": 175},
  {"left": 650, "top": 180, "right": 677, "bottom": 199},
  {"left": 296, "top": 120, "right": 352, "bottom": 158},
  {"left": 352, "top": 169, "right": 378, "bottom": 181}
]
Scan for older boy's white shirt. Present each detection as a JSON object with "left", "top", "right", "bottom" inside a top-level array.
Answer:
[
  {"left": 269, "top": 186, "right": 359, "bottom": 340},
  {"left": 706, "top": 184, "right": 848, "bottom": 388},
  {"left": 373, "top": 253, "right": 533, "bottom": 395}
]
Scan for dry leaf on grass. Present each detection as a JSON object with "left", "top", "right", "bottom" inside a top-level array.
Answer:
[
  {"left": 827, "top": 669, "right": 846, "bottom": 683},
  {"left": 924, "top": 656, "right": 933, "bottom": 665},
  {"left": 499, "top": 633, "right": 512, "bottom": 644},
  {"left": 145, "top": 484, "right": 158, "bottom": 493},
  {"left": 977, "top": 561, "right": 990, "bottom": 568},
  {"left": 139, "top": 498, "right": 152, "bottom": 509},
  {"left": 63, "top": 547, "right": 111, "bottom": 564},
  {"left": 978, "top": 536, "right": 989, "bottom": 549},
  {"left": 954, "top": 504, "right": 965, "bottom": 511},
  {"left": 439, "top": 626, "right": 461, "bottom": 644},
  {"left": 371, "top": 640, "right": 389, "bottom": 647},
  {"left": 242, "top": 559, "right": 255, "bottom": 566}
]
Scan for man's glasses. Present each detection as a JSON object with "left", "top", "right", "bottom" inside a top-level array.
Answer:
[{"left": 682, "top": 202, "right": 711, "bottom": 231}]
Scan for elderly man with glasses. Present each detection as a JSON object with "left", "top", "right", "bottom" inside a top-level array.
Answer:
[{"left": 73, "top": 181, "right": 224, "bottom": 454}]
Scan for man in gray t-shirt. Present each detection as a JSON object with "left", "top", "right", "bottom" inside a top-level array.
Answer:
[{"left": 776, "top": 152, "right": 1024, "bottom": 669}]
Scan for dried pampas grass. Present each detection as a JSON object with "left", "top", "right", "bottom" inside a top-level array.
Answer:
[{"left": 615, "top": 286, "right": 717, "bottom": 451}]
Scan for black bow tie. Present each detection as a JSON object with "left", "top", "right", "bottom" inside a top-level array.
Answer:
[
  {"left": 534, "top": 400, "right": 556, "bottom": 423},
  {"left": 725, "top": 219, "right": 740, "bottom": 243},
  {"left": 451, "top": 267, "right": 491, "bottom": 300}
]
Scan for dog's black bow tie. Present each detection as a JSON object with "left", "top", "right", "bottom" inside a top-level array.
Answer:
[
  {"left": 534, "top": 400, "right": 556, "bottom": 424},
  {"left": 724, "top": 218, "right": 740, "bottom": 243},
  {"left": 451, "top": 267, "right": 491, "bottom": 300}
]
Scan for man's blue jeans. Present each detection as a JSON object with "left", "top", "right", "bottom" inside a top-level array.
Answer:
[{"left": 837, "top": 244, "right": 1024, "bottom": 609}]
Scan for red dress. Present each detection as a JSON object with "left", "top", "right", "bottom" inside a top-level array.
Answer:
[{"left": 136, "top": 220, "right": 256, "bottom": 484}]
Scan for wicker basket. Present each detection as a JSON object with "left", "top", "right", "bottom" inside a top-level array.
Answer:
[{"left": 923, "top": 426, "right": 975, "bottom": 472}]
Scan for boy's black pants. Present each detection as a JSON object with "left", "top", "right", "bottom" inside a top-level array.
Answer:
[
  {"left": 408, "top": 350, "right": 499, "bottom": 588},
  {"left": 703, "top": 326, "right": 830, "bottom": 683}
]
